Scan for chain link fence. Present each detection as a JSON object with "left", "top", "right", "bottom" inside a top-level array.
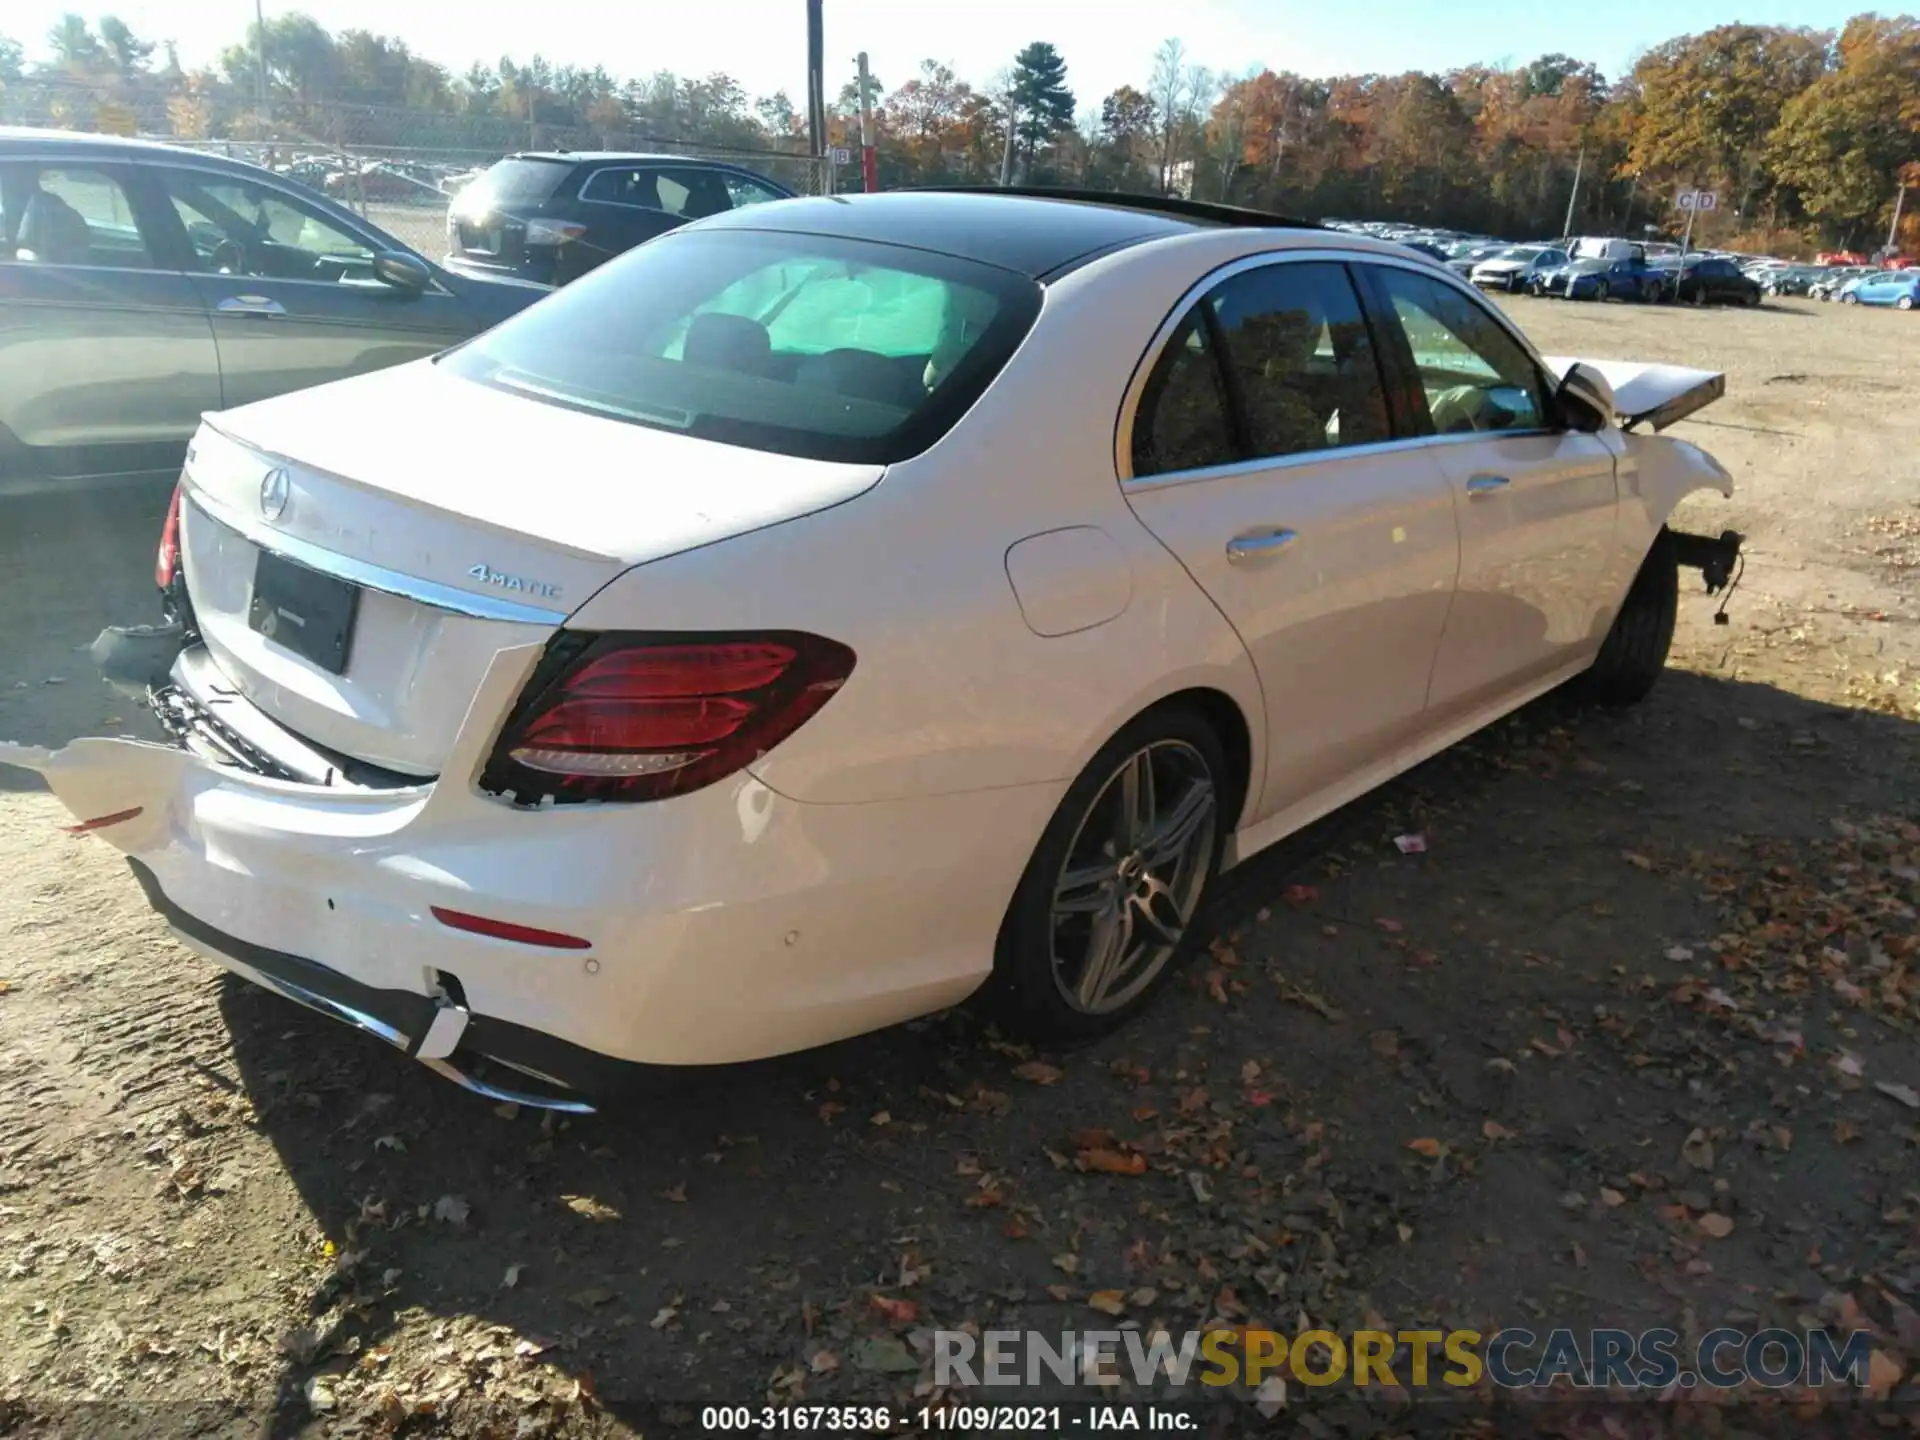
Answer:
[{"left": 3, "top": 79, "right": 837, "bottom": 258}]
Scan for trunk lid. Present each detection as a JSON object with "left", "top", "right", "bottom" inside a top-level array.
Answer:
[{"left": 181, "top": 360, "right": 883, "bottom": 776}]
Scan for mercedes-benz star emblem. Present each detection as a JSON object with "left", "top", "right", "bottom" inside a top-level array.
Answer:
[{"left": 259, "top": 467, "right": 291, "bottom": 521}]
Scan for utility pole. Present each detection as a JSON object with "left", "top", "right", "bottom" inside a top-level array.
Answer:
[
  {"left": 1561, "top": 144, "right": 1584, "bottom": 240},
  {"left": 999, "top": 87, "right": 1018, "bottom": 187},
  {"left": 805, "top": 0, "right": 826, "bottom": 166},
  {"left": 252, "top": 0, "right": 269, "bottom": 117},
  {"left": 1889, "top": 179, "right": 1908, "bottom": 258},
  {"left": 857, "top": 51, "right": 876, "bottom": 192}
]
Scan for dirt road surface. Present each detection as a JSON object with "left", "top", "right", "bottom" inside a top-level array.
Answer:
[{"left": 1, "top": 296, "right": 1916, "bottom": 1435}]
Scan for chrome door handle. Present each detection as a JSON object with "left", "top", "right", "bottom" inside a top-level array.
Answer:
[
  {"left": 1465, "top": 474, "right": 1511, "bottom": 497},
  {"left": 217, "top": 295, "right": 287, "bottom": 318},
  {"left": 1226, "top": 528, "right": 1298, "bottom": 563}
]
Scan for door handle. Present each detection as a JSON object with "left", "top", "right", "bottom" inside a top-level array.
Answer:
[
  {"left": 1226, "top": 528, "right": 1298, "bottom": 563},
  {"left": 1465, "top": 474, "right": 1511, "bottom": 497},
  {"left": 217, "top": 295, "right": 287, "bottom": 318}
]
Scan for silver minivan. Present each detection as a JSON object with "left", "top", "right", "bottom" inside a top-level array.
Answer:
[{"left": 0, "top": 128, "right": 548, "bottom": 497}]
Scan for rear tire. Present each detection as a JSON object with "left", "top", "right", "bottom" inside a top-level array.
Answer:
[
  {"left": 1594, "top": 280, "right": 1610, "bottom": 302},
  {"left": 1577, "top": 528, "right": 1678, "bottom": 706},
  {"left": 1899, "top": 295, "right": 1915, "bottom": 311},
  {"left": 985, "top": 705, "right": 1228, "bottom": 1041}
]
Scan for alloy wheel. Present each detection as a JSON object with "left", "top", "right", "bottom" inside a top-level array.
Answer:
[{"left": 1049, "top": 741, "right": 1217, "bottom": 1015}]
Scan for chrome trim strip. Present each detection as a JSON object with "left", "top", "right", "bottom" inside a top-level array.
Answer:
[
  {"left": 1114, "top": 246, "right": 1567, "bottom": 486},
  {"left": 184, "top": 489, "right": 568, "bottom": 625},
  {"left": 203, "top": 945, "right": 413, "bottom": 1051},
  {"left": 420, "top": 1057, "right": 597, "bottom": 1114},
  {"left": 195, "top": 939, "right": 596, "bottom": 1113}
]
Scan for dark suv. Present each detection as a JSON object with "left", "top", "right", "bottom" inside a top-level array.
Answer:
[{"left": 443, "top": 152, "right": 794, "bottom": 286}]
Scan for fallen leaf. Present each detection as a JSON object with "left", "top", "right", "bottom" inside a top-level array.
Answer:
[
  {"left": 810, "top": 1348, "right": 840, "bottom": 1375},
  {"left": 1393, "top": 833, "right": 1428, "bottom": 854},
  {"left": 502, "top": 1263, "right": 525, "bottom": 1289},
  {"left": 1834, "top": 1051, "right": 1866, "bottom": 1078},
  {"left": 649, "top": 1304, "right": 679, "bottom": 1330},
  {"left": 869, "top": 1293, "right": 918, "bottom": 1324},
  {"left": 1013, "top": 1061, "right": 1062, "bottom": 1085},
  {"left": 1240, "top": 1060, "right": 1262, "bottom": 1084},
  {"left": 1407, "top": 1137, "right": 1445, "bottom": 1158},
  {"left": 661, "top": 1183, "right": 687, "bottom": 1203},
  {"left": 1396, "top": 1222, "right": 1413, "bottom": 1243},
  {"left": 964, "top": 1188, "right": 1004, "bottom": 1209},
  {"left": 1281, "top": 884, "right": 1318, "bottom": 906},
  {"left": 852, "top": 1336, "right": 917, "bottom": 1382},
  {"left": 1622, "top": 851, "right": 1654, "bottom": 871},
  {"left": 1087, "top": 1290, "right": 1127, "bottom": 1316},
  {"left": 1697, "top": 1213, "right": 1735, "bottom": 1239},
  {"left": 1867, "top": 1349, "right": 1905, "bottom": 1400},
  {"left": 1128, "top": 1288, "right": 1158, "bottom": 1307},
  {"left": 1481, "top": 1120, "right": 1513, "bottom": 1142},
  {"left": 1681, "top": 1128, "right": 1715, "bottom": 1171},
  {"left": 432, "top": 1194, "right": 469, "bottom": 1226},
  {"left": 869, "top": 1110, "right": 892, "bottom": 1127},
  {"left": 1834, "top": 1119, "right": 1862, "bottom": 1144},
  {"left": 1599, "top": 1188, "right": 1626, "bottom": 1209},
  {"left": 562, "top": 1194, "right": 622, "bottom": 1222},
  {"left": 1874, "top": 1082, "right": 1920, "bottom": 1110},
  {"left": 1052, "top": 1253, "right": 1081, "bottom": 1275},
  {"left": 568, "top": 1287, "right": 617, "bottom": 1309},
  {"left": 1376, "top": 917, "right": 1405, "bottom": 933},
  {"left": 817, "top": 1101, "right": 844, "bottom": 1123},
  {"left": 373, "top": 1134, "right": 406, "bottom": 1153},
  {"left": 1078, "top": 1148, "right": 1147, "bottom": 1176}
]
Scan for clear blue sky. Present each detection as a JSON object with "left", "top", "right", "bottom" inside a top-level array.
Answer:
[{"left": 8, "top": 0, "right": 1876, "bottom": 107}]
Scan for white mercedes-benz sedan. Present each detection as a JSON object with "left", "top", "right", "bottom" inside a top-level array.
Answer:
[{"left": 6, "top": 189, "right": 1744, "bottom": 1111}]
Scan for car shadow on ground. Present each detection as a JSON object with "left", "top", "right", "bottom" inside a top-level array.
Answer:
[{"left": 212, "top": 665, "right": 1919, "bottom": 1431}]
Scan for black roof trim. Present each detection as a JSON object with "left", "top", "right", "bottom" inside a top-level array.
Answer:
[{"left": 907, "top": 185, "right": 1323, "bottom": 232}]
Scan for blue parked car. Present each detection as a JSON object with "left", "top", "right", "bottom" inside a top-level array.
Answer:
[
  {"left": 1839, "top": 270, "right": 1920, "bottom": 310},
  {"left": 1533, "top": 256, "right": 1670, "bottom": 302}
]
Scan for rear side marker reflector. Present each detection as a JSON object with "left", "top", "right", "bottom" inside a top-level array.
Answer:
[
  {"left": 430, "top": 905, "right": 592, "bottom": 951},
  {"left": 64, "top": 806, "right": 144, "bottom": 835}
]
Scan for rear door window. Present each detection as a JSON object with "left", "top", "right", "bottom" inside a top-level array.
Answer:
[
  {"left": 1204, "top": 261, "right": 1391, "bottom": 458},
  {"left": 438, "top": 228, "right": 1040, "bottom": 464},
  {"left": 0, "top": 163, "right": 157, "bottom": 269}
]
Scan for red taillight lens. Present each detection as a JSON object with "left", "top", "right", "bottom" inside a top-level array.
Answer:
[
  {"left": 155, "top": 481, "right": 184, "bottom": 589},
  {"left": 484, "top": 634, "right": 855, "bottom": 803}
]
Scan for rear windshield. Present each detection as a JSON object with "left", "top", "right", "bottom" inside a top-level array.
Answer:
[
  {"left": 439, "top": 228, "right": 1041, "bottom": 463},
  {"left": 464, "top": 158, "right": 572, "bottom": 207}
]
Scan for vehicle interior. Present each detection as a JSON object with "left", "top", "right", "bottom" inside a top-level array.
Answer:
[
  {"left": 0, "top": 168, "right": 151, "bottom": 267},
  {"left": 164, "top": 175, "right": 381, "bottom": 284}
]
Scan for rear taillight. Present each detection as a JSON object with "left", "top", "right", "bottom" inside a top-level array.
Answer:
[
  {"left": 524, "top": 218, "right": 587, "bottom": 247},
  {"left": 155, "top": 481, "right": 184, "bottom": 589},
  {"left": 482, "top": 633, "right": 855, "bottom": 804}
]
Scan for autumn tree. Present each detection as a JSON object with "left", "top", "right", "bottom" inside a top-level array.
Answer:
[
  {"left": 1628, "top": 24, "right": 1831, "bottom": 215},
  {"left": 1770, "top": 16, "right": 1920, "bottom": 242}
]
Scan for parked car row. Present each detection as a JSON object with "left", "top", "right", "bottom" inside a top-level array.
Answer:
[{"left": 0, "top": 128, "right": 798, "bottom": 495}]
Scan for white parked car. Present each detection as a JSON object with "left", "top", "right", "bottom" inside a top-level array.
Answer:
[{"left": 5, "top": 191, "right": 1744, "bottom": 1111}]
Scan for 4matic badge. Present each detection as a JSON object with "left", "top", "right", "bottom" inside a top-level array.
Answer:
[{"left": 468, "top": 563, "right": 562, "bottom": 600}]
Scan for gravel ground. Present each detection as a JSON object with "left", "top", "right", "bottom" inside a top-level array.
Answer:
[{"left": 1, "top": 295, "right": 1916, "bottom": 1436}]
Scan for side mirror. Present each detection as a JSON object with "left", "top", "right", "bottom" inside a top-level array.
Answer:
[
  {"left": 1556, "top": 361, "right": 1615, "bottom": 433},
  {"left": 371, "top": 249, "right": 432, "bottom": 293}
]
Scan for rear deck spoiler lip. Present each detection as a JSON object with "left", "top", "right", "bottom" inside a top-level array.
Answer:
[{"left": 1542, "top": 356, "right": 1727, "bottom": 433}]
